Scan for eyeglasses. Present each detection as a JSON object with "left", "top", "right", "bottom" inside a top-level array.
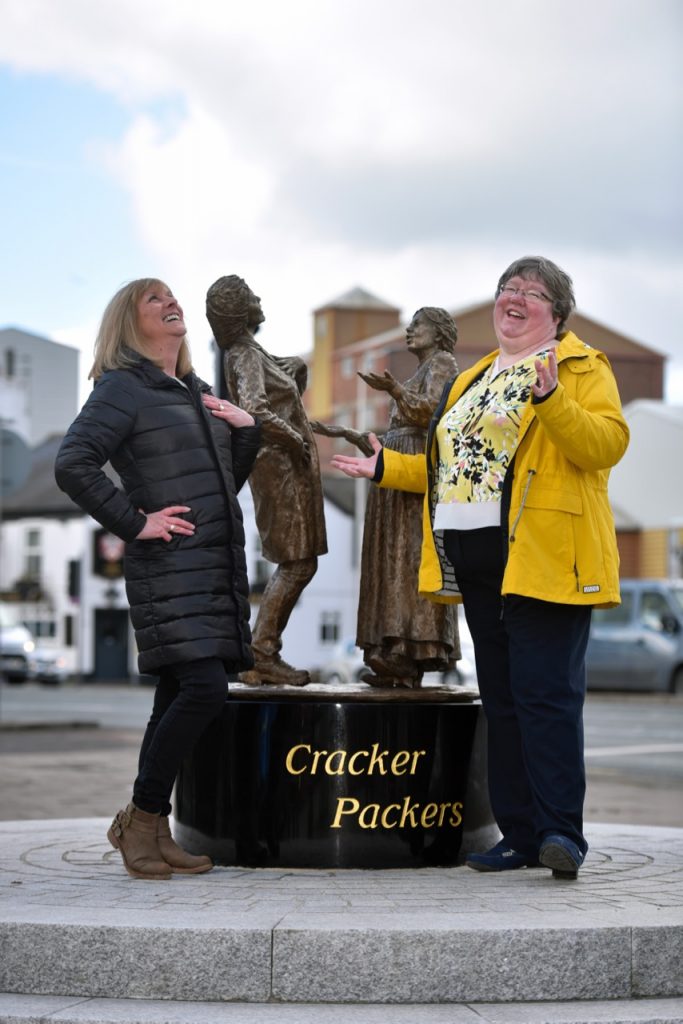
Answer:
[{"left": 498, "top": 285, "right": 552, "bottom": 303}]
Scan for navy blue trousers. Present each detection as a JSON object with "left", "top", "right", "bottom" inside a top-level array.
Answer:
[
  {"left": 444, "top": 528, "right": 591, "bottom": 857},
  {"left": 133, "top": 657, "right": 228, "bottom": 816}
]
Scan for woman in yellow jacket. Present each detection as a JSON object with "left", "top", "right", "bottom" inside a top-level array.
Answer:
[{"left": 332, "top": 256, "right": 629, "bottom": 880}]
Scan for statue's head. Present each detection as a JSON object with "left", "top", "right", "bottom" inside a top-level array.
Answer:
[
  {"left": 411, "top": 307, "right": 458, "bottom": 353},
  {"left": 206, "top": 275, "right": 264, "bottom": 349}
]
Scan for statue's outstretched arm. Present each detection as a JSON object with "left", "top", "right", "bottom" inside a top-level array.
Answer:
[{"left": 309, "top": 421, "right": 375, "bottom": 456}]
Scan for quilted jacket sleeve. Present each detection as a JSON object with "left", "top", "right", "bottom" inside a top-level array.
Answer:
[
  {"left": 230, "top": 422, "right": 262, "bottom": 493},
  {"left": 54, "top": 373, "right": 147, "bottom": 542}
]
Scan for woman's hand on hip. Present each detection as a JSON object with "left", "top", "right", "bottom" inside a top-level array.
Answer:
[
  {"left": 136, "top": 506, "right": 195, "bottom": 542},
  {"left": 330, "top": 432, "right": 382, "bottom": 479},
  {"left": 202, "top": 393, "right": 255, "bottom": 427}
]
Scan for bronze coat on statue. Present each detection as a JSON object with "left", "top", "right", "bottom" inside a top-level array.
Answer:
[
  {"left": 359, "top": 349, "right": 460, "bottom": 668},
  {"left": 223, "top": 338, "right": 327, "bottom": 564}
]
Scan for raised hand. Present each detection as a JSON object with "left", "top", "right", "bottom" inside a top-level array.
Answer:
[
  {"left": 358, "top": 370, "right": 399, "bottom": 396},
  {"left": 532, "top": 349, "right": 559, "bottom": 399},
  {"left": 330, "top": 432, "right": 382, "bottom": 479}
]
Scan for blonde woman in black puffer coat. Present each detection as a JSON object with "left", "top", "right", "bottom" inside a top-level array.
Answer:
[{"left": 55, "top": 278, "right": 260, "bottom": 880}]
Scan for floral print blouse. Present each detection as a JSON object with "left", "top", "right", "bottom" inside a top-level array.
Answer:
[{"left": 433, "top": 350, "right": 548, "bottom": 530}]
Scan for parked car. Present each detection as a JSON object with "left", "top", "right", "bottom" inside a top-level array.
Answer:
[
  {"left": 319, "top": 638, "right": 366, "bottom": 685},
  {"left": 0, "top": 602, "right": 35, "bottom": 683},
  {"left": 29, "top": 648, "right": 71, "bottom": 685},
  {"left": 586, "top": 578, "right": 683, "bottom": 693},
  {"left": 319, "top": 617, "right": 478, "bottom": 691}
]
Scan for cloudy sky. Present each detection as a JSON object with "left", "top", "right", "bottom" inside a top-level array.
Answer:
[{"left": 1, "top": 0, "right": 681, "bottom": 404}]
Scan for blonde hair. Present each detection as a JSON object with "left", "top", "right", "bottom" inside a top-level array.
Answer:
[{"left": 89, "top": 278, "right": 193, "bottom": 380}]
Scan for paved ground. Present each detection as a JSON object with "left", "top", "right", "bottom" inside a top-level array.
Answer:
[
  {"left": 0, "top": 723, "right": 681, "bottom": 826},
  {"left": 2, "top": 817, "right": 682, "bottom": 918}
]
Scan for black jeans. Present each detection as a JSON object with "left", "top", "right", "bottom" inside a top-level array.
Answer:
[
  {"left": 444, "top": 528, "right": 591, "bottom": 857},
  {"left": 133, "top": 657, "right": 229, "bottom": 816}
]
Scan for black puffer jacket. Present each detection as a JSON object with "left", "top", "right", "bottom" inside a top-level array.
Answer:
[{"left": 55, "top": 356, "right": 261, "bottom": 674}]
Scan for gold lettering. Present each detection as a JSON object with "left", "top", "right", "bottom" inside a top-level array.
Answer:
[
  {"left": 285, "top": 744, "right": 428, "bottom": 777},
  {"left": 358, "top": 803, "right": 381, "bottom": 829},
  {"left": 324, "top": 750, "right": 347, "bottom": 775},
  {"left": 381, "top": 804, "right": 401, "bottom": 829},
  {"left": 310, "top": 749, "right": 328, "bottom": 774},
  {"left": 330, "top": 797, "right": 360, "bottom": 828},
  {"left": 367, "top": 743, "right": 389, "bottom": 775},
  {"left": 399, "top": 796, "right": 420, "bottom": 828},
  {"left": 449, "top": 802, "right": 463, "bottom": 827},
  {"left": 285, "top": 744, "right": 310, "bottom": 775},
  {"left": 347, "top": 749, "right": 370, "bottom": 775},
  {"left": 420, "top": 803, "right": 438, "bottom": 827},
  {"left": 328, "top": 796, "right": 464, "bottom": 830},
  {"left": 390, "top": 751, "right": 410, "bottom": 775}
]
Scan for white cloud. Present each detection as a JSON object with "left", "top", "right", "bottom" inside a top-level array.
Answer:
[{"left": 2, "top": 0, "right": 681, "bottom": 401}]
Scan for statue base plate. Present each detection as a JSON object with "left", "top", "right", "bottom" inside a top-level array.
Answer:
[{"left": 175, "top": 682, "right": 497, "bottom": 869}]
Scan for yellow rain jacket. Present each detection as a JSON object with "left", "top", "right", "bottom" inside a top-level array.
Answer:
[{"left": 380, "top": 331, "right": 629, "bottom": 608}]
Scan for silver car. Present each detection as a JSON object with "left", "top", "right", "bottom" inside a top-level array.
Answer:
[
  {"left": 586, "top": 579, "right": 683, "bottom": 693},
  {"left": 0, "top": 603, "right": 36, "bottom": 683}
]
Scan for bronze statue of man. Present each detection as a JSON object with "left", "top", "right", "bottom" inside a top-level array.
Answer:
[{"left": 206, "top": 276, "right": 327, "bottom": 686}]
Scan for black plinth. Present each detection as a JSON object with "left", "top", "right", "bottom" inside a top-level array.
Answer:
[{"left": 175, "top": 684, "right": 495, "bottom": 869}]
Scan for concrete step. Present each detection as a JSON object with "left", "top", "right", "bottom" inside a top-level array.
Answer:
[
  {"left": 1, "top": 994, "right": 682, "bottom": 1024},
  {"left": 0, "top": 820, "right": 682, "bottom": 1007},
  {"left": 1, "top": 903, "right": 681, "bottom": 1005}
]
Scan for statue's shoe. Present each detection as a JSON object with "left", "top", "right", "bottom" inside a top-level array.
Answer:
[{"left": 243, "top": 656, "right": 310, "bottom": 687}]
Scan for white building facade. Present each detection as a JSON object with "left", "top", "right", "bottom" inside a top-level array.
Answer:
[
  {"left": 0, "top": 327, "right": 79, "bottom": 446},
  {"left": 2, "top": 476, "right": 357, "bottom": 681}
]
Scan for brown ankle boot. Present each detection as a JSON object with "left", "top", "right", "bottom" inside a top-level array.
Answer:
[
  {"left": 107, "top": 803, "right": 172, "bottom": 880},
  {"left": 157, "top": 817, "right": 213, "bottom": 874}
]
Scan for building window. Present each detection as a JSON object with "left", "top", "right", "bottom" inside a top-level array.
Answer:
[
  {"left": 4, "top": 348, "right": 15, "bottom": 379},
  {"left": 25, "top": 619, "right": 56, "bottom": 638},
  {"left": 64, "top": 615, "right": 75, "bottom": 647},
  {"left": 341, "top": 357, "right": 354, "bottom": 379},
  {"left": 26, "top": 528, "right": 41, "bottom": 548},
  {"left": 25, "top": 554, "right": 42, "bottom": 581},
  {"left": 320, "top": 611, "right": 341, "bottom": 643},
  {"left": 315, "top": 314, "right": 327, "bottom": 339}
]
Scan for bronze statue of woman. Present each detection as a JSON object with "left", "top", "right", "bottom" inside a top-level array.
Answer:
[{"left": 313, "top": 307, "right": 460, "bottom": 687}]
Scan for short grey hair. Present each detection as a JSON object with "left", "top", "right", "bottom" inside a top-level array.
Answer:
[{"left": 496, "top": 256, "right": 575, "bottom": 334}]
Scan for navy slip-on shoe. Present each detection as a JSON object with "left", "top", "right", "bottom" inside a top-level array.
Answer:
[
  {"left": 466, "top": 840, "right": 539, "bottom": 872},
  {"left": 539, "top": 834, "right": 585, "bottom": 880}
]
